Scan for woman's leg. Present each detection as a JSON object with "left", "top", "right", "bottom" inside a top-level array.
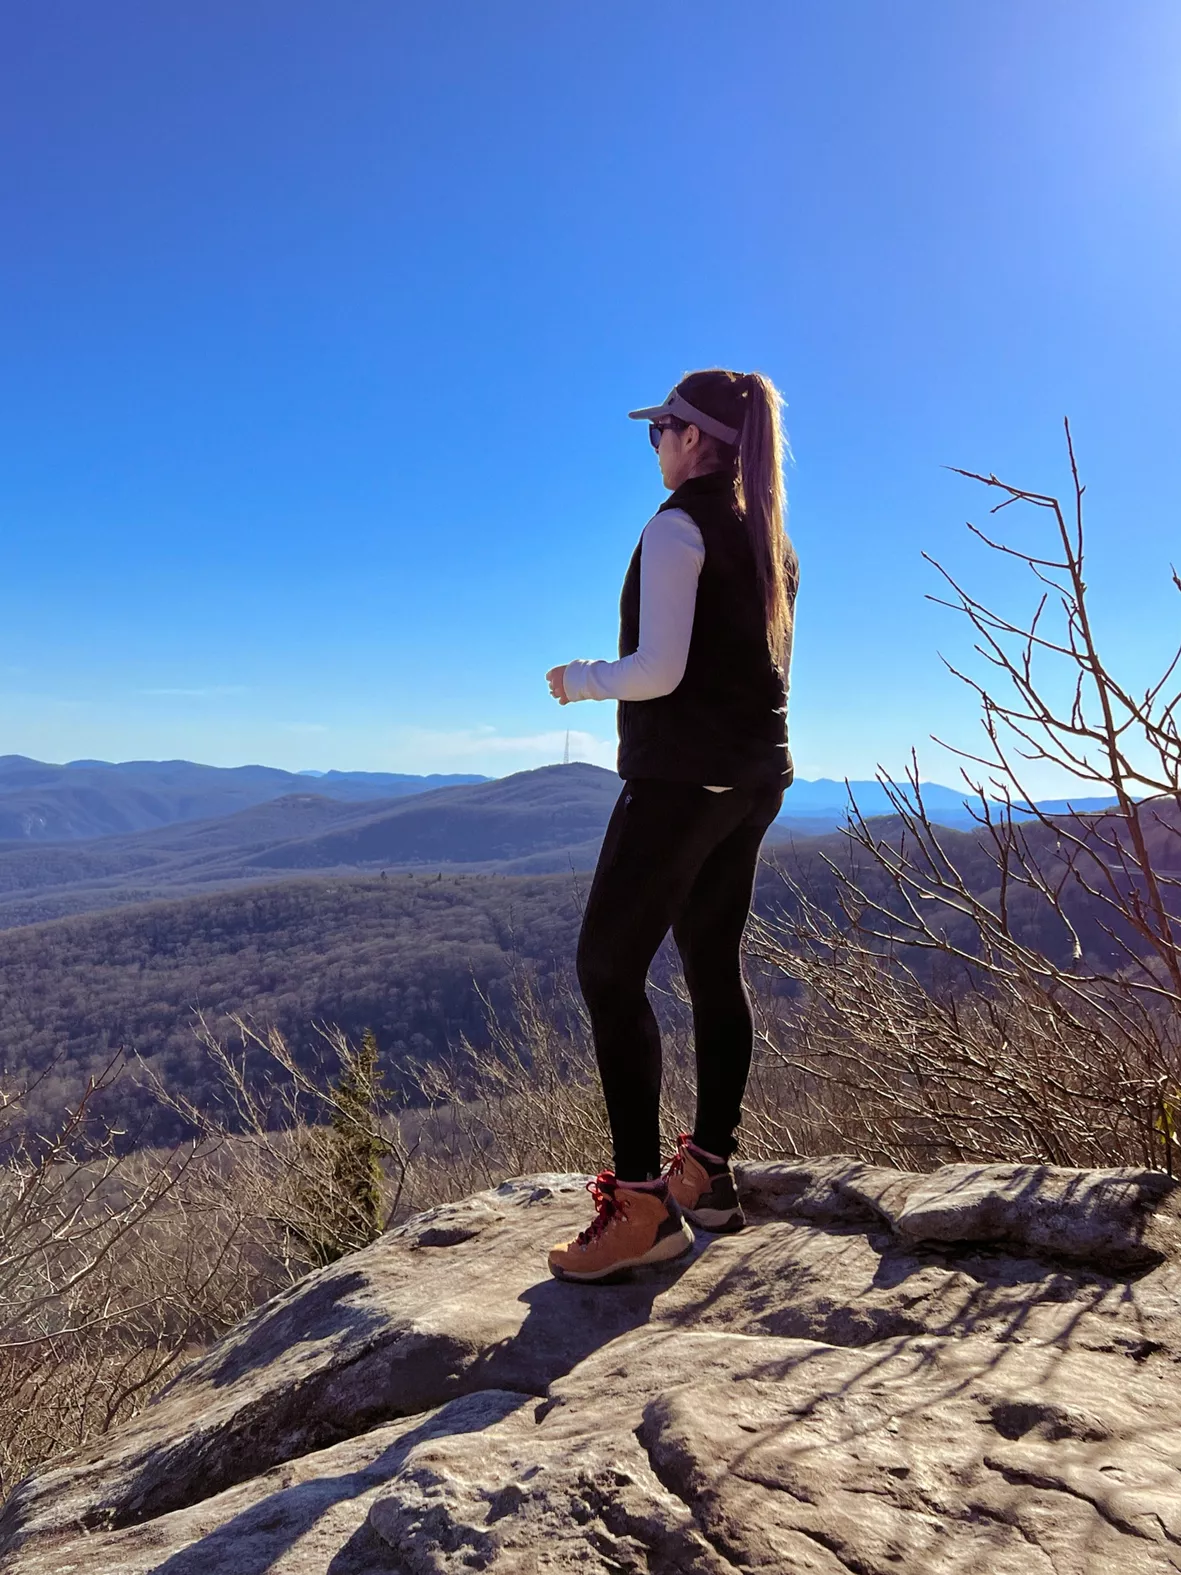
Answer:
[
  {"left": 671, "top": 783, "right": 783, "bottom": 1160},
  {"left": 576, "top": 779, "right": 758, "bottom": 1181}
]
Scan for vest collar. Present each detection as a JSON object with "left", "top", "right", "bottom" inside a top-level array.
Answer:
[{"left": 666, "top": 470, "right": 735, "bottom": 508}]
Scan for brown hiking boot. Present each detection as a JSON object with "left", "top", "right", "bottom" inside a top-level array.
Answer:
[
  {"left": 665, "top": 1133, "right": 745, "bottom": 1233},
  {"left": 548, "top": 1172, "right": 694, "bottom": 1283}
]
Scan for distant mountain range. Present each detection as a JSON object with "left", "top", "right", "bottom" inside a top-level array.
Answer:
[
  {"left": 0, "top": 756, "right": 486, "bottom": 842},
  {"left": 0, "top": 753, "right": 1117, "bottom": 846},
  {"left": 0, "top": 757, "right": 1121, "bottom": 931},
  {"left": 0, "top": 764, "right": 616, "bottom": 928},
  {"left": 775, "top": 777, "right": 1118, "bottom": 833}
]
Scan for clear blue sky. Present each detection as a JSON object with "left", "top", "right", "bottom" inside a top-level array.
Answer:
[{"left": 2, "top": 3, "right": 1179, "bottom": 793}]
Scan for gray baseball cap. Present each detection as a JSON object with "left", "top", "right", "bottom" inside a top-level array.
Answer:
[{"left": 627, "top": 389, "right": 741, "bottom": 446}]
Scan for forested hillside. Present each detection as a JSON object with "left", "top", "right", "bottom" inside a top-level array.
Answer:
[
  {"left": 0, "top": 872, "right": 587, "bottom": 1142},
  {"left": 0, "top": 797, "right": 1154, "bottom": 1146}
]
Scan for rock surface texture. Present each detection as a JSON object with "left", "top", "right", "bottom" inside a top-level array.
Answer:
[{"left": 3, "top": 1158, "right": 1181, "bottom": 1572}]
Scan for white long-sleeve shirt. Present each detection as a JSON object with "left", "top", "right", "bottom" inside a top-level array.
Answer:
[
  {"left": 562, "top": 508, "right": 732, "bottom": 791},
  {"left": 563, "top": 510, "right": 701, "bottom": 703}
]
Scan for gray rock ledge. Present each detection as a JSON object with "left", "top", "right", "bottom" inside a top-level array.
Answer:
[{"left": 2, "top": 1158, "right": 1180, "bottom": 1573}]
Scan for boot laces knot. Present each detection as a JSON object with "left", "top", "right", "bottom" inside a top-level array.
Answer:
[
  {"left": 577, "top": 1171, "right": 627, "bottom": 1245},
  {"left": 664, "top": 1133, "right": 693, "bottom": 1178}
]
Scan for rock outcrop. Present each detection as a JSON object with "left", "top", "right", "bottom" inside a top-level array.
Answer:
[{"left": 3, "top": 1158, "right": 1181, "bottom": 1572}]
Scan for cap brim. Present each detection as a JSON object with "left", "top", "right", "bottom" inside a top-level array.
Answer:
[{"left": 626, "top": 390, "right": 741, "bottom": 445}]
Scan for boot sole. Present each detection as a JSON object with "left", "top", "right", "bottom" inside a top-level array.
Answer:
[
  {"left": 550, "top": 1220, "right": 695, "bottom": 1283},
  {"left": 685, "top": 1205, "right": 745, "bottom": 1234}
]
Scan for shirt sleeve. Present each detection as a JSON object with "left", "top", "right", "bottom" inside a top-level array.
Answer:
[{"left": 562, "top": 510, "right": 705, "bottom": 703}]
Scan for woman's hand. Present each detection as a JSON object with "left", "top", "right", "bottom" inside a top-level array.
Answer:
[{"left": 546, "top": 664, "right": 570, "bottom": 705}]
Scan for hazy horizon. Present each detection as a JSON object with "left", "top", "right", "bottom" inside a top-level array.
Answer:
[{"left": 0, "top": 751, "right": 1121, "bottom": 810}]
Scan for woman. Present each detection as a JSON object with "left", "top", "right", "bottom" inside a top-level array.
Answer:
[{"left": 544, "top": 367, "right": 798, "bottom": 1282}]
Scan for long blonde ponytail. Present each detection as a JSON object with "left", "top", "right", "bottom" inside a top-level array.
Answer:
[
  {"left": 674, "top": 367, "right": 796, "bottom": 672},
  {"left": 736, "top": 372, "right": 795, "bottom": 671}
]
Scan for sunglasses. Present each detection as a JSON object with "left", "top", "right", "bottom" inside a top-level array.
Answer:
[{"left": 648, "top": 418, "right": 686, "bottom": 450}]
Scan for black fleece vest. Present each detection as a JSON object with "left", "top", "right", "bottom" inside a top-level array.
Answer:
[{"left": 615, "top": 471, "right": 794, "bottom": 788}]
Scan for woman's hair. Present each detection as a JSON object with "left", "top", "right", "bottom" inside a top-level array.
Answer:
[{"left": 675, "top": 368, "right": 797, "bottom": 671}]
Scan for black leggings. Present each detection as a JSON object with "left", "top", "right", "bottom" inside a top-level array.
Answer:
[{"left": 575, "top": 777, "right": 784, "bottom": 1181}]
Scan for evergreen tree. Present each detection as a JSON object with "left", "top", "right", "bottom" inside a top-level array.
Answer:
[
  {"left": 290, "top": 1027, "right": 391, "bottom": 1268},
  {"left": 329, "top": 1027, "right": 386, "bottom": 1251}
]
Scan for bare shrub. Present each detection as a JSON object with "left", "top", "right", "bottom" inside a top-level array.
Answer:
[
  {"left": 0, "top": 1055, "right": 276, "bottom": 1494},
  {"left": 153, "top": 1014, "right": 419, "bottom": 1259},
  {"left": 0, "top": 1017, "right": 420, "bottom": 1492},
  {"left": 743, "top": 902, "right": 1166, "bottom": 1169},
  {"left": 397, "top": 957, "right": 723, "bottom": 1200},
  {"left": 400, "top": 966, "right": 608, "bottom": 1199},
  {"left": 745, "top": 424, "right": 1181, "bottom": 1171}
]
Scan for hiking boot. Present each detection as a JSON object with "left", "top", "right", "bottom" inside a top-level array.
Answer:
[
  {"left": 665, "top": 1133, "right": 745, "bottom": 1233},
  {"left": 548, "top": 1171, "right": 694, "bottom": 1283}
]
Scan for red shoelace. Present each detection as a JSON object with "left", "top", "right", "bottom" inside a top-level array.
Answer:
[
  {"left": 576, "top": 1170, "right": 628, "bottom": 1245},
  {"left": 664, "top": 1133, "right": 694, "bottom": 1178}
]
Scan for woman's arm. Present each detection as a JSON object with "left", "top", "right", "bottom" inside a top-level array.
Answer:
[{"left": 559, "top": 510, "right": 704, "bottom": 703}]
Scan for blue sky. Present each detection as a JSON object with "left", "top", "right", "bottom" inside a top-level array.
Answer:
[{"left": 2, "top": 2, "right": 1179, "bottom": 793}]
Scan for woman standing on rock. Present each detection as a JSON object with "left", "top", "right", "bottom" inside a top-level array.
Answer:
[{"left": 544, "top": 367, "right": 798, "bottom": 1282}]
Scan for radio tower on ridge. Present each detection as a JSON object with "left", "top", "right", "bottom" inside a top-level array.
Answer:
[{"left": 563, "top": 729, "right": 570, "bottom": 766}]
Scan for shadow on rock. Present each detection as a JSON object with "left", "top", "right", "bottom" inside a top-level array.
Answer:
[
  {"left": 144, "top": 1392, "right": 527, "bottom": 1575},
  {"left": 186, "top": 1271, "right": 375, "bottom": 1393},
  {"left": 465, "top": 1245, "right": 704, "bottom": 1398}
]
